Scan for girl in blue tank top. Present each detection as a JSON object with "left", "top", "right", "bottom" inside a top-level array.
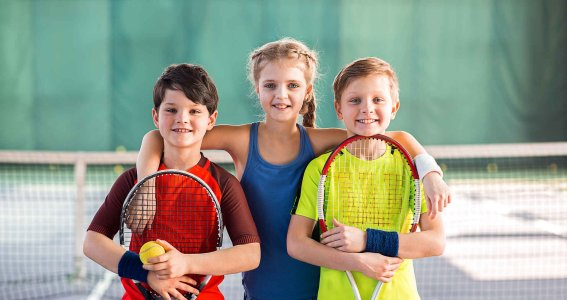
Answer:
[
  {"left": 239, "top": 122, "right": 318, "bottom": 299},
  {"left": 135, "top": 38, "right": 452, "bottom": 300}
]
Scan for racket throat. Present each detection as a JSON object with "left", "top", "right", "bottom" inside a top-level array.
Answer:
[{"left": 318, "top": 219, "right": 328, "bottom": 232}]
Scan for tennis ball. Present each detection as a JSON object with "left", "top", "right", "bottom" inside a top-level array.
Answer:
[{"left": 139, "top": 241, "right": 166, "bottom": 264}]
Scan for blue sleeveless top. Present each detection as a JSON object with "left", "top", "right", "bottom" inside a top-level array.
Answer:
[{"left": 241, "top": 122, "right": 319, "bottom": 300}]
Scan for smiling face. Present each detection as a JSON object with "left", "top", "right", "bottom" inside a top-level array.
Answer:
[
  {"left": 152, "top": 89, "right": 217, "bottom": 151},
  {"left": 335, "top": 74, "right": 399, "bottom": 137},
  {"left": 255, "top": 58, "right": 312, "bottom": 124}
]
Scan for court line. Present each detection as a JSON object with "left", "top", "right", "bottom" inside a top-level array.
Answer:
[
  {"left": 86, "top": 270, "right": 116, "bottom": 300},
  {"left": 483, "top": 199, "right": 566, "bottom": 238},
  {"left": 534, "top": 219, "right": 566, "bottom": 238}
]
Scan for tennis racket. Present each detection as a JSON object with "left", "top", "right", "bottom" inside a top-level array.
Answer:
[
  {"left": 317, "top": 134, "right": 421, "bottom": 300},
  {"left": 120, "top": 169, "right": 223, "bottom": 300}
]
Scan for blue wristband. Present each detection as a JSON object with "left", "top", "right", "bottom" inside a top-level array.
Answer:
[
  {"left": 118, "top": 251, "right": 149, "bottom": 283},
  {"left": 365, "top": 229, "right": 399, "bottom": 257}
]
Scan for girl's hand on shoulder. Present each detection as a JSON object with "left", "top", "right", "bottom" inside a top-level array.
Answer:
[
  {"left": 143, "top": 239, "right": 189, "bottom": 279},
  {"left": 422, "top": 172, "right": 452, "bottom": 219},
  {"left": 125, "top": 184, "right": 156, "bottom": 234},
  {"left": 320, "top": 218, "right": 366, "bottom": 253}
]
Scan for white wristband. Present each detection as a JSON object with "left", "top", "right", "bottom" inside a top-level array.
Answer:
[{"left": 415, "top": 154, "right": 443, "bottom": 180}]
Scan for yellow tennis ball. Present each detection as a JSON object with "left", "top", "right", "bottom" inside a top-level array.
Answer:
[{"left": 139, "top": 241, "right": 165, "bottom": 264}]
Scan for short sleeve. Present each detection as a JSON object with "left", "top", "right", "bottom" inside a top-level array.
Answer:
[
  {"left": 213, "top": 165, "right": 260, "bottom": 246},
  {"left": 87, "top": 168, "right": 137, "bottom": 238}
]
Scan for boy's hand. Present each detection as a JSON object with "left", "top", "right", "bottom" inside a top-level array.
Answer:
[
  {"left": 126, "top": 181, "right": 156, "bottom": 234},
  {"left": 147, "top": 271, "right": 198, "bottom": 300},
  {"left": 422, "top": 172, "right": 452, "bottom": 219},
  {"left": 356, "top": 253, "right": 402, "bottom": 282},
  {"left": 144, "top": 240, "right": 190, "bottom": 279},
  {"left": 320, "top": 219, "right": 366, "bottom": 253}
]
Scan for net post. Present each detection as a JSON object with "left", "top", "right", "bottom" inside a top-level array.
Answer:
[{"left": 74, "top": 154, "right": 87, "bottom": 281}]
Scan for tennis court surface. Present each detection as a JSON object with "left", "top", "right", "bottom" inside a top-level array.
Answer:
[{"left": 1, "top": 143, "right": 566, "bottom": 299}]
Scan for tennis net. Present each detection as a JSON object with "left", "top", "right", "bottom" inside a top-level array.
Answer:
[{"left": 0, "top": 142, "right": 565, "bottom": 299}]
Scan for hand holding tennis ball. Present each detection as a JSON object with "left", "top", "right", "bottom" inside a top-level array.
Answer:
[
  {"left": 139, "top": 241, "right": 166, "bottom": 264},
  {"left": 139, "top": 240, "right": 187, "bottom": 279}
]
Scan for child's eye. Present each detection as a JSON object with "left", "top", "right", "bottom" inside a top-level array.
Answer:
[
  {"left": 264, "top": 83, "right": 276, "bottom": 89},
  {"left": 373, "top": 97, "right": 384, "bottom": 103},
  {"left": 288, "top": 82, "right": 300, "bottom": 89},
  {"left": 166, "top": 108, "right": 177, "bottom": 113},
  {"left": 349, "top": 98, "right": 361, "bottom": 104},
  {"left": 190, "top": 109, "right": 201, "bottom": 115}
]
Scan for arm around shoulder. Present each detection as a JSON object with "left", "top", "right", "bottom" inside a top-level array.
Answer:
[
  {"left": 202, "top": 124, "right": 248, "bottom": 153},
  {"left": 202, "top": 125, "right": 250, "bottom": 173},
  {"left": 137, "top": 129, "right": 163, "bottom": 179},
  {"left": 384, "top": 131, "right": 425, "bottom": 158},
  {"left": 387, "top": 131, "right": 452, "bottom": 217},
  {"left": 306, "top": 127, "right": 347, "bottom": 156}
]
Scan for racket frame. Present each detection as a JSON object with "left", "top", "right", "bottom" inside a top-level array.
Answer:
[
  {"left": 119, "top": 169, "right": 224, "bottom": 300},
  {"left": 316, "top": 134, "right": 421, "bottom": 300}
]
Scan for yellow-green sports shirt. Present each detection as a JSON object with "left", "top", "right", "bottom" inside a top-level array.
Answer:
[{"left": 294, "top": 148, "right": 427, "bottom": 300}]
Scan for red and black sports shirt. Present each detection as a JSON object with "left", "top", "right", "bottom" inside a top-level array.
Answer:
[{"left": 88, "top": 154, "right": 259, "bottom": 300}]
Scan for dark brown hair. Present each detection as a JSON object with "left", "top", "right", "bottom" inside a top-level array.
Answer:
[{"left": 153, "top": 63, "right": 218, "bottom": 114}]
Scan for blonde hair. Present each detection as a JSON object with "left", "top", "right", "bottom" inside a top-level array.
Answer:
[
  {"left": 248, "top": 38, "right": 319, "bottom": 127},
  {"left": 333, "top": 57, "right": 399, "bottom": 104}
]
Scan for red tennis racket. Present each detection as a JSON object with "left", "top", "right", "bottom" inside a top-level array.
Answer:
[
  {"left": 120, "top": 170, "right": 223, "bottom": 300},
  {"left": 317, "top": 134, "right": 421, "bottom": 300}
]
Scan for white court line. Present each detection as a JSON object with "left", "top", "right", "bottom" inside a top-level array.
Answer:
[
  {"left": 534, "top": 219, "right": 565, "bottom": 237},
  {"left": 86, "top": 270, "right": 116, "bottom": 300},
  {"left": 484, "top": 199, "right": 566, "bottom": 237}
]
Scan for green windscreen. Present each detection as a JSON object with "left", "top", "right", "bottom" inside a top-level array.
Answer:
[{"left": 1, "top": 0, "right": 566, "bottom": 149}]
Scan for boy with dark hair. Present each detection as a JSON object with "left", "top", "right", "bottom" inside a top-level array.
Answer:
[{"left": 84, "top": 64, "right": 260, "bottom": 300}]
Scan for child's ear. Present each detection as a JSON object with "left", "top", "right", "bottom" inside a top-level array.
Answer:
[
  {"left": 334, "top": 100, "right": 343, "bottom": 120},
  {"left": 391, "top": 100, "right": 400, "bottom": 119},
  {"left": 152, "top": 107, "right": 159, "bottom": 128},
  {"left": 207, "top": 110, "right": 218, "bottom": 130}
]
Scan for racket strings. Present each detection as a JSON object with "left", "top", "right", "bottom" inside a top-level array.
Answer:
[
  {"left": 325, "top": 138, "right": 415, "bottom": 233},
  {"left": 124, "top": 173, "right": 220, "bottom": 255}
]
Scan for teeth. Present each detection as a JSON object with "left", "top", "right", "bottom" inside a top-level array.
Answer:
[
  {"left": 173, "top": 129, "right": 192, "bottom": 133},
  {"left": 273, "top": 104, "right": 289, "bottom": 109},
  {"left": 357, "top": 119, "right": 376, "bottom": 124}
]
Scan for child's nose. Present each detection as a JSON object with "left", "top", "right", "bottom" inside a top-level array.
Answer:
[
  {"left": 177, "top": 110, "right": 190, "bottom": 123},
  {"left": 276, "top": 86, "right": 287, "bottom": 98},
  {"left": 361, "top": 100, "right": 375, "bottom": 113}
]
